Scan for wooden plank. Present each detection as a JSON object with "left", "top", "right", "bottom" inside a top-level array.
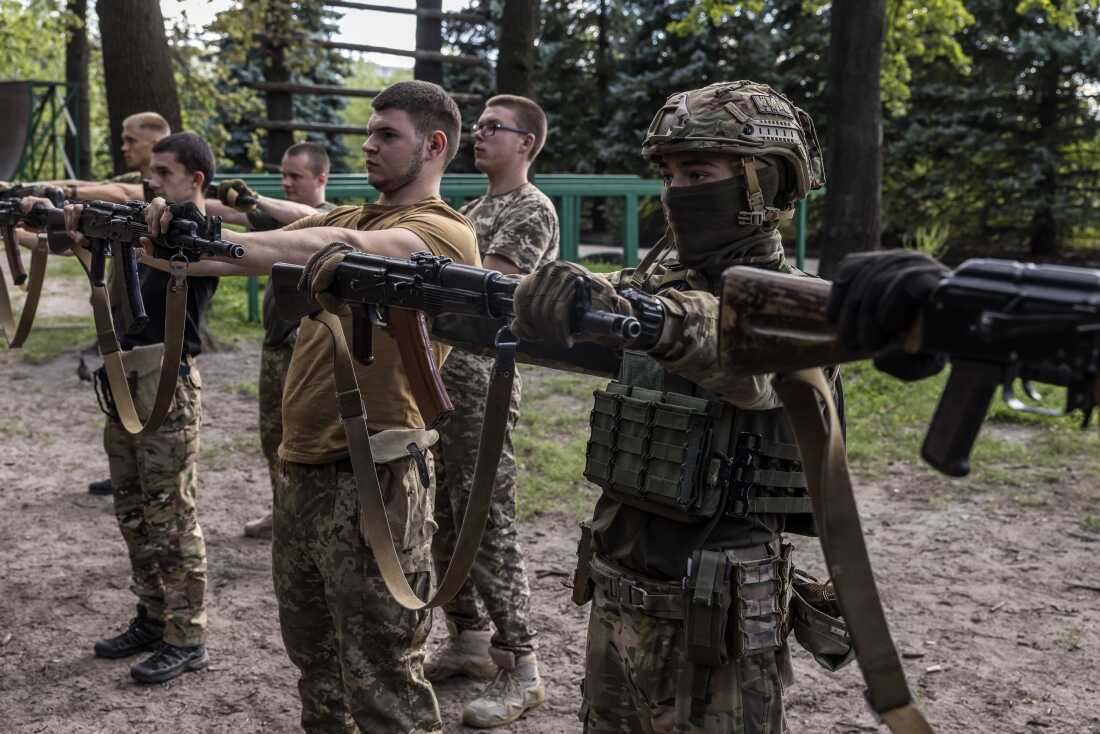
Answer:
[
  {"left": 318, "top": 40, "right": 483, "bottom": 66},
  {"left": 325, "top": 0, "right": 487, "bottom": 23},
  {"left": 248, "top": 81, "right": 481, "bottom": 103}
]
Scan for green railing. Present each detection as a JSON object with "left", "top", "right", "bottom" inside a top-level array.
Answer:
[
  {"left": 13, "top": 81, "right": 80, "bottom": 181},
  {"left": 223, "top": 173, "right": 818, "bottom": 321}
]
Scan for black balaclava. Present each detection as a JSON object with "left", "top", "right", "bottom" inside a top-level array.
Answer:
[{"left": 662, "top": 158, "right": 788, "bottom": 281}]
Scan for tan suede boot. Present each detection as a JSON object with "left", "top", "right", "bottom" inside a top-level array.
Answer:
[
  {"left": 461, "top": 649, "right": 546, "bottom": 729},
  {"left": 425, "top": 622, "right": 495, "bottom": 682},
  {"left": 243, "top": 512, "right": 273, "bottom": 539}
]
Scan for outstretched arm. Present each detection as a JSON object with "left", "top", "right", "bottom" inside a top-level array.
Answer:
[
  {"left": 142, "top": 197, "right": 428, "bottom": 277},
  {"left": 254, "top": 195, "right": 324, "bottom": 226}
]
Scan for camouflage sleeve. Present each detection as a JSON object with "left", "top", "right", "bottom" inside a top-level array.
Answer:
[
  {"left": 650, "top": 289, "right": 782, "bottom": 411},
  {"left": 482, "top": 192, "right": 559, "bottom": 274}
]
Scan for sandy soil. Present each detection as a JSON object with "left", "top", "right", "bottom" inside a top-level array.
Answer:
[{"left": 2, "top": 339, "right": 1099, "bottom": 733}]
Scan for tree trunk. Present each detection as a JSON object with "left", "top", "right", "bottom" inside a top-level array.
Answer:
[
  {"left": 263, "top": 39, "right": 294, "bottom": 171},
  {"left": 1028, "top": 59, "right": 1061, "bottom": 257},
  {"left": 497, "top": 0, "right": 540, "bottom": 97},
  {"left": 95, "top": 0, "right": 182, "bottom": 175},
  {"left": 415, "top": 0, "right": 444, "bottom": 85},
  {"left": 818, "top": 0, "right": 885, "bottom": 277},
  {"left": 65, "top": 0, "right": 91, "bottom": 179}
]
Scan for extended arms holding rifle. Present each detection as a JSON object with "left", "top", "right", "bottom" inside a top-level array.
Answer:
[
  {"left": 719, "top": 251, "right": 1100, "bottom": 476},
  {"left": 47, "top": 200, "right": 243, "bottom": 334},
  {"left": 0, "top": 186, "right": 64, "bottom": 285}
]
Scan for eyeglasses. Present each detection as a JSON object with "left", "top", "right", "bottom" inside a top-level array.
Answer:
[{"left": 472, "top": 121, "right": 530, "bottom": 137}]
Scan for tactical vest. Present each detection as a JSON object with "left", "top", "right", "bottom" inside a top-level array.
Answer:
[{"left": 584, "top": 349, "right": 817, "bottom": 537}]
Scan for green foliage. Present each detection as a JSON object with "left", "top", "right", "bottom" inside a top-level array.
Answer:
[
  {"left": 206, "top": 275, "right": 264, "bottom": 344},
  {"left": 903, "top": 221, "right": 950, "bottom": 259},
  {"left": 0, "top": 0, "right": 71, "bottom": 81}
]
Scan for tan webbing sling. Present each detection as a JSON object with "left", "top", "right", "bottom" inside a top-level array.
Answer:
[
  {"left": 773, "top": 368, "right": 933, "bottom": 734},
  {"left": 73, "top": 247, "right": 189, "bottom": 435},
  {"left": 0, "top": 232, "right": 48, "bottom": 348},
  {"left": 317, "top": 309, "right": 517, "bottom": 610}
]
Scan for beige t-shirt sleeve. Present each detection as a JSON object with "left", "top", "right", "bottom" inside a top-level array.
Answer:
[{"left": 391, "top": 210, "right": 481, "bottom": 267}]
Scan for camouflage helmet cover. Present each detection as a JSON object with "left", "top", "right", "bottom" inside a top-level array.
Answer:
[{"left": 642, "top": 80, "right": 826, "bottom": 205}]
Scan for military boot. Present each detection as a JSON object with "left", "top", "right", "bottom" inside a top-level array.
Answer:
[
  {"left": 93, "top": 606, "right": 164, "bottom": 659},
  {"left": 243, "top": 511, "right": 273, "bottom": 539},
  {"left": 461, "top": 649, "right": 546, "bottom": 729},
  {"left": 131, "top": 643, "right": 209, "bottom": 684},
  {"left": 424, "top": 621, "right": 495, "bottom": 682}
]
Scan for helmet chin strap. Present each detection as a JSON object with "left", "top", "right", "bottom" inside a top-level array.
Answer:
[{"left": 739, "top": 156, "right": 795, "bottom": 229}]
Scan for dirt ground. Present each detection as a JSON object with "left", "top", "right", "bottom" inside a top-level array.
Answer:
[{"left": 2, "top": 328, "right": 1100, "bottom": 732}]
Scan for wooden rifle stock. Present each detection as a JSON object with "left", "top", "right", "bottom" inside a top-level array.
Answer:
[
  {"left": 719, "top": 266, "right": 871, "bottom": 375},
  {"left": 390, "top": 308, "right": 453, "bottom": 428}
]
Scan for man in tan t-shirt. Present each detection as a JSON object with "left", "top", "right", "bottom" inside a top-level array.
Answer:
[{"left": 141, "top": 81, "right": 477, "bottom": 734}]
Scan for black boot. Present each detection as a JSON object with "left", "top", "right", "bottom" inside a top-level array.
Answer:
[
  {"left": 131, "top": 643, "right": 209, "bottom": 684},
  {"left": 88, "top": 478, "right": 113, "bottom": 496},
  {"left": 93, "top": 606, "right": 165, "bottom": 659}
]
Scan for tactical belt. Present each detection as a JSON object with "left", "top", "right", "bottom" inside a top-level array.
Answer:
[
  {"left": 588, "top": 556, "right": 685, "bottom": 619},
  {"left": 774, "top": 368, "right": 933, "bottom": 734},
  {"left": 74, "top": 247, "right": 189, "bottom": 435},
  {"left": 317, "top": 309, "right": 516, "bottom": 611},
  {"left": 0, "top": 233, "right": 48, "bottom": 348}
]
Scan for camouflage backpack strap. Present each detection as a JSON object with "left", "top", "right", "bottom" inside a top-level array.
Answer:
[
  {"left": 317, "top": 309, "right": 517, "bottom": 610},
  {"left": 773, "top": 368, "right": 934, "bottom": 734},
  {"left": 629, "top": 227, "right": 673, "bottom": 289},
  {"left": 0, "top": 229, "right": 48, "bottom": 348}
]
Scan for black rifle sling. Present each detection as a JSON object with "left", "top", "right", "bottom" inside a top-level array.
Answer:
[
  {"left": 318, "top": 310, "right": 515, "bottom": 610},
  {"left": 0, "top": 231, "right": 48, "bottom": 348},
  {"left": 74, "top": 246, "right": 188, "bottom": 435},
  {"left": 773, "top": 368, "right": 934, "bottom": 734}
]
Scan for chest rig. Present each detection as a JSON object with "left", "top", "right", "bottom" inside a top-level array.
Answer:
[{"left": 583, "top": 350, "right": 815, "bottom": 532}]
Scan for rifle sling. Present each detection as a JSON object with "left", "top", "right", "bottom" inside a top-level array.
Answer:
[
  {"left": 773, "top": 368, "right": 933, "bottom": 734},
  {"left": 74, "top": 247, "right": 188, "bottom": 435},
  {"left": 318, "top": 310, "right": 516, "bottom": 610},
  {"left": 0, "top": 234, "right": 48, "bottom": 348}
]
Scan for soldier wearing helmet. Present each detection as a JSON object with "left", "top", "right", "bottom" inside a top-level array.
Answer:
[{"left": 509, "top": 81, "right": 846, "bottom": 732}]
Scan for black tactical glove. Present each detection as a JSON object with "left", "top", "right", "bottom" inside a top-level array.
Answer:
[
  {"left": 826, "top": 250, "right": 950, "bottom": 381},
  {"left": 216, "top": 178, "right": 259, "bottom": 212}
]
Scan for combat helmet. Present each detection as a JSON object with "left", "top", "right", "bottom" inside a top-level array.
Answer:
[{"left": 642, "top": 81, "right": 825, "bottom": 217}]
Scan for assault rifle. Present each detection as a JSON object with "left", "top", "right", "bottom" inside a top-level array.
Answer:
[
  {"left": 43, "top": 200, "right": 244, "bottom": 334},
  {"left": 0, "top": 186, "right": 64, "bottom": 285},
  {"left": 720, "top": 258, "right": 1100, "bottom": 477},
  {"left": 271, "top": 251, "right": 640, "bottom": 423}
]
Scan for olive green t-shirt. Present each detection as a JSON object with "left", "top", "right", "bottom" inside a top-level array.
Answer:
[{"left": 278, "top": 198, "right": 478, "bottom": 464}]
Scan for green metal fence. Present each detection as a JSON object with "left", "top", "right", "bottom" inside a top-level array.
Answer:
[
  {"left": 13, "top": 81, "right": 80, "bottom": 181},
  {"left": 223, "top": 173, "right": 818, "bottom": 321}
]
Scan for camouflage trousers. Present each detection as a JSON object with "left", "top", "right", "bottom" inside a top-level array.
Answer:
[
  {"left": 432, "top": 349, "right": 537, "bottom": 654},
  {"left": 581, "top": 557, "right": 790, "bottom": 734},
  {"left": 273, "top": 447, "right": 441, "bottom": 734},
  {"left": 258, "top": 342, "right": 293, "bottom": 500},
  {"left": 103, "top": 358, "right": 207, "bottom": 647}
]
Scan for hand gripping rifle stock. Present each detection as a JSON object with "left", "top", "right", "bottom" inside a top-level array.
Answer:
[{"left": 720, "top": 261, "right": 1100, "bottom": 478}]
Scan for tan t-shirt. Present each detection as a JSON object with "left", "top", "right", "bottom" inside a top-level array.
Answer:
[{"left": 278, "top": 198, "right": 478, "bottom": 464}]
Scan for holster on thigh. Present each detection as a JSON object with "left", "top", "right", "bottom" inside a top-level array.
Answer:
[{"left": 678, "top": 543, "right": 791, "bottom": 727}]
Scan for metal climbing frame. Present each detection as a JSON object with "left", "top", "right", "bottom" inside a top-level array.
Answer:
[{"left": 11, "top": 81, "right": 80, "bottom": 182}]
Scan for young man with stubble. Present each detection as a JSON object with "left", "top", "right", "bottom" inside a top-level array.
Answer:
[
  {"left": 139, "top": 81, "right": 478, "bottom": 734},
  {"left": 425, "top": 95, "right": 559, "bottom": 729}
]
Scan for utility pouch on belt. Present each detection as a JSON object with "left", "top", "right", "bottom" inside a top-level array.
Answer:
[
  {"left": 572, "top": 521, "right": 595, "bottom": 606},
  {"left": 93, "top": 365, "right": 119, "bottom": 420},
  {"left": 584, "top": 381, "right": 721, "bottom": 522},
  {"left": 683, "top": 549, "right": 734, "bottom": 667},
  {"left": 790, "top": 569, "right": 854, "bottom": 672}
]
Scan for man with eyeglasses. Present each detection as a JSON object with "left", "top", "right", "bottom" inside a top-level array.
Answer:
[{"left": 426, "top": 94, "right": 559, "bottom": 729}]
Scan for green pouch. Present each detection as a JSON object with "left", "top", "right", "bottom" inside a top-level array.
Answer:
[{"left": 584, "top": 381, "right": 722, "bottom": 523}]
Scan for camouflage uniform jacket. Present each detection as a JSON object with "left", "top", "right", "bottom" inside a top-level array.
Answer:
[
  {"left": 459, "top": 182, "right": 559, "bottom": 272},
  {"left": 590, "top": 237, "right": 807, "bottom": 580}
]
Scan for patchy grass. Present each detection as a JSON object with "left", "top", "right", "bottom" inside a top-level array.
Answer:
[
  {"left": 207, "top": 275, "right": 264, "bottom": 345},
  {"left": 17, "top": 318, "right": 96, "bottom": 364},
  {"left": 514, "top": 369, "right": 603, "bottom": 521}
]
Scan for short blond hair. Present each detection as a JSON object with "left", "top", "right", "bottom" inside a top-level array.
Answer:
[
  {"left": 122, "top": 112, "right": 171, "bottom": 138},
  {"left": 486, "top": 95, "right": 548, "bottom": 161}
]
